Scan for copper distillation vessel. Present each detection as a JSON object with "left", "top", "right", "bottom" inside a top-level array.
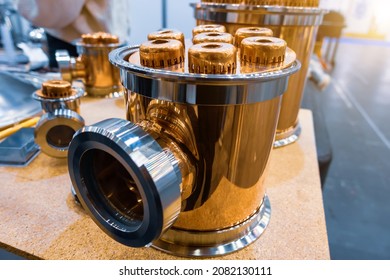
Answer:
[{"left": 67, "top": 29, "right": 300, "bottom": 257}]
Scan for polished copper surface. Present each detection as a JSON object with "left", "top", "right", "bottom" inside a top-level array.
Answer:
[
  {"left": 126, "top": 92, "right": 281, "bottom": 231},
  {"left": 57, "top": 32, "right": 122, "bottom": 97},
  {"left": 234, "top": 27, "right": 273, "bottom": 47},
  {"left": 192, "top": 32, "right": 234, "bottom": 44},
  {"left": 192, "top": 24, "right": 226, "bottom": 37},
  {"left": 188, "top": 42, "right": 236, "bottom": 74},
  {"left": 139, "top": 39, "right": 185, "bottom": 68},
  {"left": 240, "top": 36, "right": 286, "bottom": 65},
  {"left": 147, "top": 29, "right": 185, "bottom": 47},
  {"left": 37, "top": 80, "right": 74, "bottom": 99}
]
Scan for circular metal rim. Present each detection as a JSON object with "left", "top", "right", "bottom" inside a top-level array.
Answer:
[
  {"left": 32, "top": 87, "right": 85, "bottom": 103},
  {"left": 109, "top": 45, "right": 301, "bottom": 85},
  {"left": 274, "top": 121, "right": 301, "bottom": 148},
  {"left": 73, "top": 38, "right": 124, "bottom": 49},
  {"left": 152, "top": 194, "right": 271, "bottom": 257},
  {"left": 191, "top": 2, "right": 327, "bottom": 15},
  {"left": 68, "top": 118, "right": 182, "bottom": 247},
  {"left": 34, "top": 109, "right": 85, "bottom": 158}
]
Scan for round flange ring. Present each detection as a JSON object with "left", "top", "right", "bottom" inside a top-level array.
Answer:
[
  {"left": 152, "top": 194, "right": 271, "bottom": 257},
  {"left": 68, "top": 118, "right": 182, "bottom": 247},
  {"left": 34, "top": 109, "right": 85, "bottom": 158},
  {"left": 274, "top": 122, "right": 301, "bottom": 148}
]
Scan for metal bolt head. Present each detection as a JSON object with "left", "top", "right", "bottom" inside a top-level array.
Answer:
[
  {"left": 193, "top": 32, "right": 234, "bottom": 44},
  {"left": 192, "top": 24, "right": 226, "bottom": 37},
  {"left": 38, "top": 80, "right": 74, "bottom": 99},
  {"left": 188, "top": 42, "right": 237, "bottom": 74},
  {"left": 234, "top": 27, "right": 273, "bottom": 47},
  {"left": 148, "top": 29, "right": 185, "bottom": 48},
  {"left": 139, "top": 39, "right": 185, "bottom": 69},
  {"left": 240, "top": 36, "right": 287, "bottom": 66}
]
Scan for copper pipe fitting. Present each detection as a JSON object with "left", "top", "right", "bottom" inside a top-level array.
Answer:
[
  {"left": 32, "top": 80, "right": 85, "bottom": 158},
  {"left": 192, "top": 32, "right": 234, "bottom": 44},
  {"left": 56, "top": 32, "right": 123, "bottom": 98},
  {"left": 192, "top": 24, "right": 226, "bottom": 37},
  {"left": 36, "top": 80, "right": 74, "bottom": 99},
  {"left": 234, "top": 27, "right": 273, "bottom": 47},
  {"left": 240, "top": 36, "right": 286, "bottom": 65},
  {"left": 139, "top": 39, "right": 185, "bottom": 68},
  {"left": 188, "top": 42, "right": 236, "bottom": 74},
  {"left": 147, "top": 29, "right": 185, "bottom": 47}
]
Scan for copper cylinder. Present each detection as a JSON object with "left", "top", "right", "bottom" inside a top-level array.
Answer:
[
  {"left": 57, "top": 32, "right": 123, "bottom": 98},
  {"left": 234, "top": 27, "right": 273, "bottom": 47},
  {"left": 240, "top": 36, "right": 286, "bottom": 65},
  {"left": 192, "top": 32, "right": 234, "bottom": 44},
  {"left": 192, "top": 24, "right": 226, "bottom": 37},
  {"left": 139, "top": 39, "right": 185, "bottom": 68},
  {"left": 188, "top": 42, "right": 236, "bottom": 74},
  {"left": 147, "top": 29, "right": 185, "bottom": 47}
]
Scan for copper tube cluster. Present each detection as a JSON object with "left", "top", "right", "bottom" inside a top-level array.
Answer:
[
  {"left": 32, "top": 80, "right": 84, "bottom": 158},
  {"left": 192, "top": 2, "right": 326, "bottom": 147},
  {"left": 68, "top": 26, "right": 300, "bottom": 257},
  {"left": 55, "top": 32, "right": 123, "bottom": 98}
]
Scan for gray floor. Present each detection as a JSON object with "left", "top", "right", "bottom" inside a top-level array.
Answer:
[
  {"left": 313, "top": 38, "right": 390, "bottom": 260},
  {"left": 1, "top": 39, "right": 389, "bottom": 260}
]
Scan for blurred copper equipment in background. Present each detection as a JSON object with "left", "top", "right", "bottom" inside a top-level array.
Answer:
[
  {"left": 55, "top": 32, "right": 123, "bottom": 98},
  {"left": 192, "top": 1, "right": 326, "bottom": 147}
]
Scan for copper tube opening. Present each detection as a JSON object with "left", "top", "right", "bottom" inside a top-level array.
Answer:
[
  {"left": 80, "top": 149, "right": 144, "bottom": 228},
  {"left": 152, "top": 39, "right": 170, "bottom": 44},
  {"left": 202, "top": 43, "right": 222, "bottom": 49},
  {"left": 46, "top": 125, "right": 75, "bottom": 148},
  {"left": 256, "top": 39, "right": 273, "bottom": 43}
]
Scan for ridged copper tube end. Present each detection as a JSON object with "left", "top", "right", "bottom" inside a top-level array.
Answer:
[
  {"left": 234, "top": 27, "right": 273, "bottom": 47},
  {"left": 147, "top": 29, "right": 185, "bottom": 47},
  {"left": 240, "top": 36, "right": 287, "bottom": 66},
  {"left": 81, "top": 32, "right": 119, "bottom": 44},
  {"left": 38, "top": 80, "right": 74, "bottom": 98},
  {"left": 188, "top": 42, "right": 236, "bottom": 74},
  {"left": 139, "top": 39, "right": 185, "bottom": 68},
  {"left": 193, "top": 32, "right": 234, "bottom": 44},
  {"left": 192, "top": 24, "right": 226, "bottom": 37}
]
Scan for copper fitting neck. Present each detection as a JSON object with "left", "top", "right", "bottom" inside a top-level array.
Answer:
[
  {"left": 37, "top": 80, "right": 75, "bottom": 99},
  {"left": 192, "top": 24, "right": 226, "bottom": 37},
  {"left": 193, "top": 32, "right": 234, "bottom": 44},
  {"left": 234, "top": 27, "right": 273, "bottom": 47},
  {"left": 188, "top": 42, "right": 236, "bottom": 74},
  {"left": 81, "top": 32, "right": 119, "bottom": 45},
  {"left": 147, "top": 29, "right": 185, "bottom": 47},
  {"left": 139, "top": 39, "right": 185, "bottom": 68},
  {"left": 240, "top": 36, "right": 286, "bottom": 65}
]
